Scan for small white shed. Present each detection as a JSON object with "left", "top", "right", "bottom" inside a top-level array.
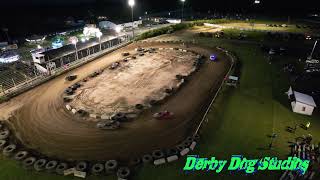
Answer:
[{"left": 287, "top": 87, "right": 317, "bottom": 116}]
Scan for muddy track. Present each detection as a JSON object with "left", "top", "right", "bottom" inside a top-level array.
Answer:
[{"left": 2, "top": 42, "right": 231, "bottom": 161}]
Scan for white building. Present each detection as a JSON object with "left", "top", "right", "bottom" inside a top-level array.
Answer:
[{"left": 287, "top": 87, "right": 317, "bottom": 116}]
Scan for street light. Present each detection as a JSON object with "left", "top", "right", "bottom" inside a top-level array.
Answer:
[
  {"left": 181, "top": 0, "right": 185, "bottom": 21},
  {"left": 96, "top": 31, "right": 103, "bottom": 51},
  {"left": 70, "top": 37, "right": 79, "bottom": 60},
  {"left": 128, "top": 0, "right": 135, "bottom": 38}
]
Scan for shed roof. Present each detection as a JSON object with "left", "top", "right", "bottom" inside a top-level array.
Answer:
[{"left": 294, "top": 91, "right": 317, "bottom": 107}]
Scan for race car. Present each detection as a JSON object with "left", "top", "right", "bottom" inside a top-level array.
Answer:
[{"left": 153, "top": 111, "right": 174, "bottom": 120}]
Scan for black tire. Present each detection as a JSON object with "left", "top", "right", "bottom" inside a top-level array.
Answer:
[
  {"left": 152, "top": 150, "right": 165, "bottom": 159},
  {"left": 45, "top": 160, "right": 58, "bottom": 172},
  {"left": 135, "top": 104, "right": 144, "bottom": 110},
  {"left": 0, "top": 140, "right": 6, "bottom": 149},
  {"left": 149, "top": 100, "right": 158, "bottom": 106},
  {"left": 112, "top": 113, "right": 127, "bottom": 122},
  {"left": 2, "top": 144, "right": 16, "bottom": 156},
  {"left": 56, "top": 162, "right": 68, "bottom": 175},
  {"left": 76, "top": 161, "right": 87, "bottom": 172},
  {"left": 63, "top": 97, "right": 72, "bottom": 103},
  {"left": 34, "top": 159, "right": 47, "bottom": 171},
  {"left": 78, "top": 109, "right": 88, "bottom": 117},
  {"left": 91, "top": 163, "right": 104, "bottom": 175},
  {"left": 14, "top": 151, "right": 28, "bottom": 161},
  {"left": 105, "top": 160, "right": 118, "bottom": 173},
  {"left": 130, "top": 157, "right": 141, "bottom": 166},
  {"left": 194, "top": 134, "right": 200, "bottom": 141},
  {"left": 117, "top": 167, "right": 131, "bottom": 179},
  {"left": 23, "top": 157, "right": 36, "bottom": 169},
  {"left": 176, "top": 74, "right": 184, "bottom": 80},
  {"left": 165, "top": 88, "right": 173, "bottom": 94},
  {"left": 166, "top": 148, "right": 178, "bottom": 156},
  {"left": 142, "top": 154, "right": 153, "bottom": 164},
  {"left": 176, "top": 144, "right": 185, "bottom": 152},
  {"left": 0, "top": 129, "right": 10, "bottom": 140}
]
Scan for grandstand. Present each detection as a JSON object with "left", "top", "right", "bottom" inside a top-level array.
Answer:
[{"left": 0, "top": 62, "right": 37, "bottom": 91}]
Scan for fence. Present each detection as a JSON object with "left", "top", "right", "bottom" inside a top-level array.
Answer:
[{"left": 0, "top": 36, "right": 131, "bottom": 99}]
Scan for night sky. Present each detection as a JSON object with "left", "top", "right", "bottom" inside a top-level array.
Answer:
[{"left": 0, "top": 0, "right": 318, "bottom": 38}]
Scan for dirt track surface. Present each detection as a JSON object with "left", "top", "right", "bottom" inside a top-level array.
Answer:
[
  {"left": 0, "top": 41, "right": 231, "bottom": 161},
  {"left": 70, "top": 49, "right": 197, "bottom": 115}
]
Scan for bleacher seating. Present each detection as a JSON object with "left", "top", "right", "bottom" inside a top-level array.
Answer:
[{"left": 0, "top": 62, "right": 36, "bottom": 91}]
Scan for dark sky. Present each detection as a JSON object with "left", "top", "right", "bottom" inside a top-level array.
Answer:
[
  {"left": 0, "top": 0, "right": 318, "bottom": 38},
  {"left": 1, "top": 0, "right": 318, "bottom": 12}
]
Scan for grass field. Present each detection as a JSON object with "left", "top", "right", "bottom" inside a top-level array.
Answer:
[
  {"left": 133, "top": 38, "right": 320, "bottom": 180},
  {"left": 1, "top": 29, "right": 319, "bottom": 180}
]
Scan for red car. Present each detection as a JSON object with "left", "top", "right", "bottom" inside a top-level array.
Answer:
[{"left": 153, "top": 111, "right": 174, "bottom": 120}]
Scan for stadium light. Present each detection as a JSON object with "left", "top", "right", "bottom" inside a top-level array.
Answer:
[
  {"left": 96, "top": 31, "right": 103, "bottom": 51},
  {"left": 115, "top": 26, "right": 122, "bottom": 33},
  {"left": 70, "top": 37, "right": 79, "bottom": 60},
  {"left": 181, "top": 0, "right": 186, "bottom": 21},
  {"left": 128, "top": 0, "right": 135, "bottom": 38}
]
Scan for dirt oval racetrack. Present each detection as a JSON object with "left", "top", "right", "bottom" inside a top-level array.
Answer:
[{"left": 2, "top": 41, "right": 231, "bottom": 161}]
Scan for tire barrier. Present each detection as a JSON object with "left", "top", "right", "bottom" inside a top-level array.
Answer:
[
  {"left": 91, "top": 163, "right": 104, "bottom": 175},
  {"left": 135, "top": 104, "right": 144, "bottom": 110},
  {"left": 34, "top": 159, "right": 47, "bottom": 171},
  {"left": 2, "top": 144, "right": 16, "bottom": 156},
  {"left": 129, "top": 157, "right": 141, "bottom": 166},
  {"left": 117, "top": 167, "right": 131, "bottom": 180},
  {"left": 45, "top": 160, "right": 58, "bottom": 173},
  {"left": 76, "top": 161, "right": 88, "bottom": 172},
  {"left": 56, "top": 162, "right": 68, "bottom": 175},
  {"left": 96, "top": 120, "right": 120, "bottom": 130},
  {"left": 149, "top": 100, "right": 158, "bottom": 106},
  {"left": 0, "top": 140, "right": 6, "bottom": 149},
  {"left": 71, "top": 109, "right": 77, "bottom": 114},
  {"left": 152, "top": 150, "right": 165, "bottom": 160},
  {"left": 14, "top": 151, "right": 28, "bottom": 161},
  {"left": 142, "top": 154, "right": 153, "bottom": 164},
  {"left": 64, "top": 88, "right": 74, "bottom": 96},
  {"left": 194, "top": 134, "right": 200, "bottom": 141},
  {"left": 63, "top": 97, "right": 73, "bottom": 103},
  {"left": 182, "top": 137, "right": 193, "bottom": 148},
  {"left": 111, "top": 113, "right": 127, "bottom": 122},
  {"left": 66, "top": 105, "right": 72, "bottom": 111},
  {"left": 176, "top": 144, "right": 185, "bottom": 152},
  {"left": 166, "top": 155, "right": 179, "bottom": 163},
  {"left": 77, "top": 109, "right": 88, "bottom": 117},
  {"left": 105, "top": 160, "right": 118, "bottom": 174},
  {"left": 165, "top": 88, "right": 174, "bottom": 94},
  {"left": 22, "top": 157, "right": 36, "bottom": 169},
  {"left": 153, "top": 158, "right": 166, "bottom": 166},
  {"left": 176, "top": 74, "right": 184, "bottom": 81},
  {"left": 166, "top": 148, "right": 178, "bottom": 156},
  {"left": 180, "top": 148, "right": 190, "bottom": 157},
  {"left": 0, "top": 123, "right": 3, "bottom": 130},
  {"left": 190, "top": 141, "right": 197, "bottom": 151},
  {"left": 0, "top": 129, "right": 10, "bottom": 140}
]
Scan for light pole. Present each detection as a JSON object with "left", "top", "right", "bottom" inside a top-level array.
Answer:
[
  {"left": 128, "top": 0, "right": 135, "bottom": 38},
  {"left": 70, "top": 37, "right": 79, "bottom": 60},
  {"left": 96, "top": 31, "right": 103, "bottom": 51},
  {"left": 181, "top": 0, "right": 185, "bottom": 22}
]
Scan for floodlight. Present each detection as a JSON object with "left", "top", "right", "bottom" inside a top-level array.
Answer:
[
  {"left": 115, "top": 26, "right": 122, "bottom": 33},
  {"left": 128, "top": 0, "right": 135, "bottom": 7}
]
